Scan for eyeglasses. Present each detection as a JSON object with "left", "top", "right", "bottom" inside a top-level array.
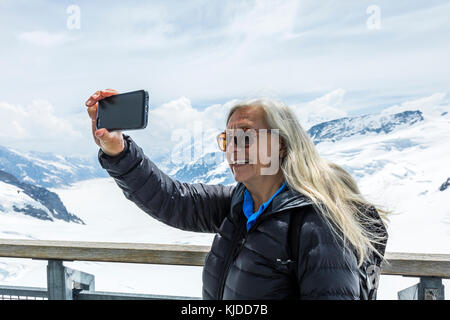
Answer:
[{"left": 216, "top": 128, "right": 273, "bottom": 152}]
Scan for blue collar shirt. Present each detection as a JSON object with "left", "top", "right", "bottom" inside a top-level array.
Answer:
[{"left": 242, "top": 181, "right": 287, "bottom": 232}]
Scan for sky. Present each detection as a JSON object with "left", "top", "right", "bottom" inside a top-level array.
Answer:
[{"left": 0, "top": 0, "right": 449, "bottom": 158}]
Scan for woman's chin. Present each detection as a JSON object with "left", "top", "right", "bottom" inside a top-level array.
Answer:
[{"left": 230, "top": 164, "right": 255, "bottom": 182}]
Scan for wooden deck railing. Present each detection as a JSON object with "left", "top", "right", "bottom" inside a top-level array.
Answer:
[{"left": 0, "top": 239, "right": 449, "bottom": 300}]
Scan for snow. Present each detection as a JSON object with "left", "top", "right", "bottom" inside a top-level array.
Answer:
[
  {"left": 206, "top": 160, "right": 233, "bottom": 185},
  {"left": 0, "top": 181, "right": 51, "bottom": 219},
  {"left": 314, "top": 108, "right": 450, "bottom": 299},
  {"left": 0, "top": 177, "right": 214, "bottom": 297},
  {"left": 0, "top": 106, "right": 449, "bottom": 299}
]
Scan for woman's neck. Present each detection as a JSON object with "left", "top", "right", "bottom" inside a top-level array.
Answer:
[{"left": 244, "top": 172, "right": 284, "bottom": 212}]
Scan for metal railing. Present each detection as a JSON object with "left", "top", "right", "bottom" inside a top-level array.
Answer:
[{"left": 0, "top": 238, "right": 448, "bottom": 300}]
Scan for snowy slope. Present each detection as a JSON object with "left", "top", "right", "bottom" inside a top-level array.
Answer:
[
  {"left": 0, "top": 177, "right": 213, "bottom": 297},
  {"left": 0, "top": 145, "right": 108, "bottom": 188},
  {"left": 308, "top": 110, "right": 424, "bottom": 144},
  {"left": 0, "top": 169, "right": 84, "bottom": 223},
  {"left": 314, "top": 108, "right": 450, "bottom": 255}
]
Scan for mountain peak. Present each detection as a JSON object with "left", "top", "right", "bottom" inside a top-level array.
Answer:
[
  {"left": 0, "top": 169, "right": 84, "bottom": 224},
  {"left": 307, "top": 110, "right": 424, "bottom": 144},
  {"left": 0, "top": 145, "right": 108, "bottom": 188}
]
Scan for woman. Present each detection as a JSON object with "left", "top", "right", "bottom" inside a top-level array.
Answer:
[{"left": 85, "top": 89, "right": 388, "bottom": 300}]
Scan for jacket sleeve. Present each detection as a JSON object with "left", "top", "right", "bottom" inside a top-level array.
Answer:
[
  {"left": 97, "top": 133, "right": 236, "bottom": 233},
  {"left": 296, "top": 208, "right": 360, "bottom": 300}
]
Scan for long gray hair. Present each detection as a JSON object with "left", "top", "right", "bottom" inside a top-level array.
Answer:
[{"left": 226, "top": 97, "right": 389, "bottom": 266}]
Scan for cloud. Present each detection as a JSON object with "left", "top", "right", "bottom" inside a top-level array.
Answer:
[
  {"left": 136, "top": 97, "right": 235, "bottom": 160},
  {"left": 0, "top": 95, "right": 234, "bottom": 159},
  {"left": 3, "top": 1, "right": 450, "bottom": 112},
  {"left": 17, "top": 30, "right": 75, "bottom": 47},
  {"left": 291, "top": 89, "right": 348, "bottom": 129},
  {"left": 382, "top": 93, "right": 447, "bottom": 115},
  {"left": 223, "top": 0, "right": 300, "bottom": 40},
  {"left": 1, "top": 89, "right": 447, "bottom": 161},
  {"left": 0, "top": 100, "right": 82, "bottom": 145},
  {"left": 136, "top": 90, "right": 350, "bottom": 162}
]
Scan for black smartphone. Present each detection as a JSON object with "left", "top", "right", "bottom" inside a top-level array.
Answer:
[{"left": 96, "top": 89, "right": 149, "bottom": 131}]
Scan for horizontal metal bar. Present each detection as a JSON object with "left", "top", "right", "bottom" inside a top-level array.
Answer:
[
  {"left": 76, "top": 290, "right": 201, "bottom": 300},
  {"left": 0, "top": 284, "right": 199, "bottom": 300},
  {"left": 0, "top": 285, "right": 48, "bottom": 298}
]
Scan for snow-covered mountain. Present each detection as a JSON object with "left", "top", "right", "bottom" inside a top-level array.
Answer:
[
  {"left": 440, "top": 178, "right": 450, "bottom": 191},
  {"left": 0, "top": 169, "right": 84, "bottom": 224},
  {"left": 169, "top": 109, "right": 433, "bottom": 186},
  {"left": 0, "top": 145, "right": 102, "bottom": 223},
  {"left": 171, "top": 151, "right": 234, "bottom": 185},
  {"left": 307, "top": 110, "right": 424, "bottom": 144},
  {"left": 0, "top": 146, "right": 108, "bottom": 189}
]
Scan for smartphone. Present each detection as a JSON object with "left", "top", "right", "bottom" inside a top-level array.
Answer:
[{"left": 96, "top": 89, "right": 149, "bottom": 131}]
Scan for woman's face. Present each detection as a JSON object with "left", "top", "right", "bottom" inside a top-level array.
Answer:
[{"left": 226, "top": 106, "right": 282, "bottom": 183}]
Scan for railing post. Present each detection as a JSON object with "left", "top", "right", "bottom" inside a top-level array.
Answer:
[
  {"left": 418, "top": 277, "right": 445, "bottom": 300},
  {"left": 46, "top": 260, "right": 95, "bottom": 300},
  {"left": 47, "top": 260, "right": 72, "bottom": 300},
  {"left": 398, "top": 276, "right": 445, "bottom": 300}
]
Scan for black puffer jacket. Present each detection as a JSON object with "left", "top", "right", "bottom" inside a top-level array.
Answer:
[{"left": 98, "top": 134, "right": 387, "bottom": 300}]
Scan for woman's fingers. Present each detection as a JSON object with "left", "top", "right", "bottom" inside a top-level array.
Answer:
[
  {"left": 85, "top": 88, "right": 118, "bottom": 107},
  {"left": 85, "top": 88, "right": 119, "bottom": 121},
  {"left": 87, "top": 103, "right": 97, "bottom": 121},
  {"left": 91, "top": 117, "right": 100, "bottom": 145},
  {"left": 94, "top": 128, "right": 109, "bottom": 139},
  {"left": 85, "top": 88, "right": 124, "bottom": 155}
]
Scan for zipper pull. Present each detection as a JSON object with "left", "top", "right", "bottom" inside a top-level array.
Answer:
[
  {"left": 276, "top": 258, "right": 293, "bottom": 265},
  {"left": 276, "top": 258, "right": 296, "bottom": 273}
]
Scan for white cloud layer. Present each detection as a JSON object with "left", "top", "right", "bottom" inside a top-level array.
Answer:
[
  {"left": 133, "top": 97, "right": 238, "bottom": 160},
  {"left": 17, "top": 30, "right": 76, "bottom": 47},
  {"left": 0, "top": 90, "right": 448, "bottom": 159},
  {"left": 291, "top": 89, "right": 348, "bottom": 129},
  {"left": 2, "top": 0, "right": 449, "bottom": 110},
  {"left": 1, "top": 1, "right": 449, "bottom": 158},
  {"left": 382, "top": 93, "right": 447, "bottom": 116},
  {"left": 0, "top": 100, "right": 82, "bottom": 151}
]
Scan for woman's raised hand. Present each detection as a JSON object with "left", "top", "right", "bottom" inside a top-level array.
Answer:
[{"left": 85, "top": 89, "right": 125, "bottom": 156}]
